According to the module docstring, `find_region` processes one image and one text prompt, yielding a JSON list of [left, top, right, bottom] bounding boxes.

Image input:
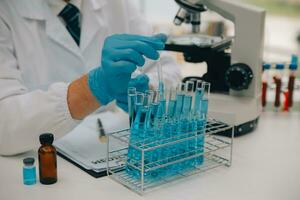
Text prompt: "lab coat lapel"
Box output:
[[45, 14, 83, 59], [80, 0, 108, 52], [14, 0, 83, 60]]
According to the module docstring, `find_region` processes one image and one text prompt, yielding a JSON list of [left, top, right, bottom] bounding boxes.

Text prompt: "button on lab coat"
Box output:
[[0, 0, 181, 155]]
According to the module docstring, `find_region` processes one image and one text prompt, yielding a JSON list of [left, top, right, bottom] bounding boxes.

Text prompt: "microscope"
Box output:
[[165, 0, 265, 136]]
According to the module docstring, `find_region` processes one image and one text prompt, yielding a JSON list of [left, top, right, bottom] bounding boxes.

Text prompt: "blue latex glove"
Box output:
[[88, 33, 166, 105], [116, 74, 150, 112]]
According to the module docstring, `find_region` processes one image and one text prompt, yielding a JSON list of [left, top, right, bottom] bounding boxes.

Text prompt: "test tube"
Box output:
[[262, 64, 271, 110], [143, 91, 154, 130], [182, 81, 194, 116], [274, 64, 284, 111], [195, 81, 210, 166], [167, 88, 177, 118], [174, 82, 186, 118], [201, 82, 210, 118], [182, 81, 195, 168], [128, 87, 137, 127], [157, 88, 166, 119], [132, 92, 144, 130], [288, 56, 298, 108], [127, 92, 144, 178], [157, 59, 164, 99], [194, 80, 204, 116]]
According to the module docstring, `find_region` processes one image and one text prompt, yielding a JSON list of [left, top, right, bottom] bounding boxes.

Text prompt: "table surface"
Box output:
[[1, 112, 300, 200]]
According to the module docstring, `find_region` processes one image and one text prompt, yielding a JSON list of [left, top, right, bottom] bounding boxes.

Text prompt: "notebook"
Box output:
[[54, 109, 129, 178]]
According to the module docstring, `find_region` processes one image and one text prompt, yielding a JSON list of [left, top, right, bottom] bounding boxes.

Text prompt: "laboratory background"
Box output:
[[0, 0, 300, 200]]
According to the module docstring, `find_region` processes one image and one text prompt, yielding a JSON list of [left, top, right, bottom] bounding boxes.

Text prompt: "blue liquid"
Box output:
[[195, 118, 205, 165], [194, 88, 204, 114], [175, 94, 184, 117], [181, 95, 195, 168], [167, 94, 185, 174], [168, 100, 176, 118], [159, 82, 164, 98], [127, 104, 158, 179], [184, 95, 198, 168], [182, 95, 192, 115], [23, 166, 36, 185], [128, 95, 136, 126], [201, 98, 208, 117], [126, 104, 143, 177], [151, 103, 159, 120], [126, 91, 209, 179], [157, 99, 166, 118]]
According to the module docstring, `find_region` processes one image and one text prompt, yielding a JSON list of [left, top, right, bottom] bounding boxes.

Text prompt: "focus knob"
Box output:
[[225, 63, 253, 91]]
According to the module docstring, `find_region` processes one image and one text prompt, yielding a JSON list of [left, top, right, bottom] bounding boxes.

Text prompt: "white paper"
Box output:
[[54, 109, 129, 172]]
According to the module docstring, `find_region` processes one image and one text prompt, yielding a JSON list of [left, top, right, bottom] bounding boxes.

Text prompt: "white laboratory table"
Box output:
[[0, 112, 300, 200]]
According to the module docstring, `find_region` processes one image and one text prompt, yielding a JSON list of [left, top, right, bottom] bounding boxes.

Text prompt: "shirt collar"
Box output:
[[47, 0, 82, 16]]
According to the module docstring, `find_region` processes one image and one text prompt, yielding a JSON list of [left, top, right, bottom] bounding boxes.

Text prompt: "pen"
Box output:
[[97, 118, 107, 143]]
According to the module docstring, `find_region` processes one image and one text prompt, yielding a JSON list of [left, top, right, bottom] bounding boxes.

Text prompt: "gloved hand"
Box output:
[[88, 33, 166, 105], [116, 74, 150, 112]]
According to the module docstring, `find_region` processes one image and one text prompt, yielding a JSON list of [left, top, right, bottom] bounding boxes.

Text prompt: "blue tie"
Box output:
[[59, 3, 81, 46]]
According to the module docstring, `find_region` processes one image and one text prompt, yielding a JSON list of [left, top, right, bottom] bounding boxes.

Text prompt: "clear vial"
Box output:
[[23, 157, 36, 185]]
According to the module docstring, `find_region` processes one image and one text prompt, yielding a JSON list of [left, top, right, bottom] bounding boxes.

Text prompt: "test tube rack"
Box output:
[[106, 118, 234, 195]]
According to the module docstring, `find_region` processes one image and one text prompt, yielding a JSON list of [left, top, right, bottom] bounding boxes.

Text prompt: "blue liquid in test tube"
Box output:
[[170, 84, 186, 173], [168, 100, 176, 118], [127, 93, 144, 178], [195, 81, 210, 166], [181, 81, 195, 169], [128, 87, 136, 127]]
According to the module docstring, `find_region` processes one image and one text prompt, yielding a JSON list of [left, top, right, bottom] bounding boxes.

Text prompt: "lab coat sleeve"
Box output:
[[0, 18, 79, 156], [125, 1, 182, 89]]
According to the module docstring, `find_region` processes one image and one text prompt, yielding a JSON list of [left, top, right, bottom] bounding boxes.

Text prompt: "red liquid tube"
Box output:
[[288, 62, 298, 108], [273, 64, 284, 111], [262, 63, 271, 110]]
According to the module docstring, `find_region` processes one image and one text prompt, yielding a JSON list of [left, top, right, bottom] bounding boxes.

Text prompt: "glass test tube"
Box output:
[[182, 81, 196, 168], [201, 81, 210, 118], [182, 81, 194, 116], [288, 56, 298, 108], [127, 92, 144, 178], [167, 88, 177, 118], [262, 64, 271, 109], [143, 91, 154, 133], [132, 92, 144, 130], [195, 80, 210, 166], [171, 83, 188, 172], [128, 87, 137, 127], [194, 80, 204, 116], [174, 82, 186, 118], [156, 88, 166, 119], [274, 64, 284, 111], [157, 59, 165, 100]]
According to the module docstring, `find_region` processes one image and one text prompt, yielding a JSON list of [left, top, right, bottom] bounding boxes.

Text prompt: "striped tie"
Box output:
[[59, 3, 81, 46]]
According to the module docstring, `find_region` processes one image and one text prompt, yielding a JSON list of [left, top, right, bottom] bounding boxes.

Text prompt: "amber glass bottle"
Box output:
[[38, 133, 57, 185]]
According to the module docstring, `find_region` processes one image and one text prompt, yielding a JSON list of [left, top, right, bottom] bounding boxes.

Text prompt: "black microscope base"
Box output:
[[214, 117, 259, 137]]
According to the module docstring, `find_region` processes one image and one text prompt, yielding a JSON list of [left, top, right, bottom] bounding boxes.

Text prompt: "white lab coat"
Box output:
[[0, 0, 181, 155]]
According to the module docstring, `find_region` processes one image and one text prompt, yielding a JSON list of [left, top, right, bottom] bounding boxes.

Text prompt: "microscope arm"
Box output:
[[189, 0, 265, 98]]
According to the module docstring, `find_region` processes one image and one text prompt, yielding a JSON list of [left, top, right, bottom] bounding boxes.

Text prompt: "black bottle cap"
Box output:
[[39, 133, 54, 145], [23, 157, 35, 166]]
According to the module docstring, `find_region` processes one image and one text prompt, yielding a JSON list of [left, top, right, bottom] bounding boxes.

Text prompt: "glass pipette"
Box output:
[[157, 58, 165, 99]]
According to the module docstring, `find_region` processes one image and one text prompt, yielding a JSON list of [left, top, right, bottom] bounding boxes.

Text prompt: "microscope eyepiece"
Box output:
[[174, 8, 188, 25], [173, 0, 206, 33]]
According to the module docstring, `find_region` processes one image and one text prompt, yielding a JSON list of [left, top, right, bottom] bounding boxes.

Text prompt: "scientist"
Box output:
[[0, 0, 181, 155]]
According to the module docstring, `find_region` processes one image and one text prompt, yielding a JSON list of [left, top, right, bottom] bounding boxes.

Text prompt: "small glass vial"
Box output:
[[38, 133, 57, 185], [23, 157, 36, 185]]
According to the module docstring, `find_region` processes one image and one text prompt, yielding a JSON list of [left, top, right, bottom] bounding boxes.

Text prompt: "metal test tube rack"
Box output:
[[106, 118, 234, 195]]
